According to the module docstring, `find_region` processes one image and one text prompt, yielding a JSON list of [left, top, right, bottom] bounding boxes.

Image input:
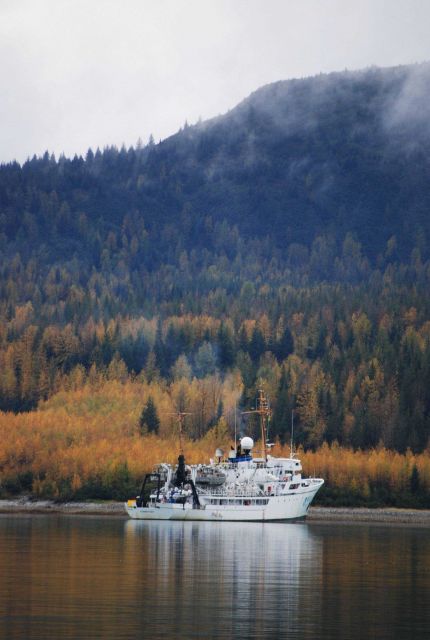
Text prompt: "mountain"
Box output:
[[146, 63, 430, 259], [0, 63, 430, 454], [2, 63, 430, 269]]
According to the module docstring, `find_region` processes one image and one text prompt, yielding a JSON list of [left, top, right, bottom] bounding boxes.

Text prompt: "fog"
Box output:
[[1, 0, 430, 163]]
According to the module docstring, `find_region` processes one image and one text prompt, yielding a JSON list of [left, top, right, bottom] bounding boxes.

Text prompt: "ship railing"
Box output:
[[198, 485, 264, 497], [218, 460, 269, 470]]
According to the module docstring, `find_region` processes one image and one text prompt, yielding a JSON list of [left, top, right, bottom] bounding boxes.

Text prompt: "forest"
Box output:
[[0, 63, 429, 504]]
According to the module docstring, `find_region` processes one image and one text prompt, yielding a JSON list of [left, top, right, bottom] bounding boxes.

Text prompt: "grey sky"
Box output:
[[1, 0, 430, 163]]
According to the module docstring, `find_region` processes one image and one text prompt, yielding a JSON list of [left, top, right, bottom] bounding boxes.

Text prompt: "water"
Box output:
[[0, 515, 429, 639]]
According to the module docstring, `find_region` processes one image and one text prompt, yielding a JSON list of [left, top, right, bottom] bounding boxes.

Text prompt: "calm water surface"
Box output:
[[0, 515, 429, 639]]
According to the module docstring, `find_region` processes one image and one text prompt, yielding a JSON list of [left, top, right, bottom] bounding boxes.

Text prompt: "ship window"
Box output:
[[290, 483, 299, 490]]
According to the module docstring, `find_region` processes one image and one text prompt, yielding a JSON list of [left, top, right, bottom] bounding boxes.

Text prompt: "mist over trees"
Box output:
[[1, 63, 430, 455]]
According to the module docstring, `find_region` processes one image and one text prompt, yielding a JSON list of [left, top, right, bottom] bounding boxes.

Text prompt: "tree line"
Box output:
[[0, 379, 429, 507], [1, 86, 430, 458], [1, 282, 429, 454]]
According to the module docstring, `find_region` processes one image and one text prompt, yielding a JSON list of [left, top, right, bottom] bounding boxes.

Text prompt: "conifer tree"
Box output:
[[139, 396, 160, 434], [217, 322, 235, 369]]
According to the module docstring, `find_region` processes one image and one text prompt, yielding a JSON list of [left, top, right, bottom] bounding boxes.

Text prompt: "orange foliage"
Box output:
[[0, 379, 429, 501]]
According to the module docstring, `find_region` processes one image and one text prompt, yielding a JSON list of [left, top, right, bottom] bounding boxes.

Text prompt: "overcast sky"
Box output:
[[1, 0, 430, 163]]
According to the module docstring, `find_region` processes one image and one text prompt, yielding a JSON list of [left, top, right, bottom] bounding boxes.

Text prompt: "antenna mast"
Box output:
[[242, 389, 272, 461], [290, 409, 295, 458], [169, 411, 191, 455], [234, 401, 237, 451]]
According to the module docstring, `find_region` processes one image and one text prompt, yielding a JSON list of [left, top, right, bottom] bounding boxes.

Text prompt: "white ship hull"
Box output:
[[125, 480, 323, 522]]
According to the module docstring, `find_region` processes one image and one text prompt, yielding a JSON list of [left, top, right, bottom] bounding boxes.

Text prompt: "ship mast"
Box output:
[[169, 411, 191, 455], [242, 389, 272, 461], [290, 409, 295, 458]]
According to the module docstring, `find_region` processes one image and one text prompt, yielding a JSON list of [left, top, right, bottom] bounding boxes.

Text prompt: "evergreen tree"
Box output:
[[410, 464, 420, 495], [272, 365, 293, 441], [217, 322, 235, 369], [238, 325, 249, 352], [139, 396, 160, 434], [249, 327, 266, 363], [276, 326, 294, 361]]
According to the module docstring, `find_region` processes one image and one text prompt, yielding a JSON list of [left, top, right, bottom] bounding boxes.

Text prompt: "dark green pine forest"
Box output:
[[1, 63, 430, 453]]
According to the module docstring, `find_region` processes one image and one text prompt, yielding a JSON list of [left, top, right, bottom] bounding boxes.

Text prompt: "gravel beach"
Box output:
[[1, 498, 430, 525], [307, 506, 430, 526], [0, 498, 125, 516]]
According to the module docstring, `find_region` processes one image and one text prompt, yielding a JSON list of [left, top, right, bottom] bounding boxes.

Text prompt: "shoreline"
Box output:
[[0, 498, 125, 517], [1, 498, 430, 525], [307, 506, 430, 526]]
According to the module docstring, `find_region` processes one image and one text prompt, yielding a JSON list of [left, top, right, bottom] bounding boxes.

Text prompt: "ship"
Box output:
[[125, 390, 324, 521]]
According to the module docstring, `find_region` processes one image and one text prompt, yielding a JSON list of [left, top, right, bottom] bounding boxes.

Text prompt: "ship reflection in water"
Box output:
[[0, 516, 429, 639], [124, 520, 322, 639]]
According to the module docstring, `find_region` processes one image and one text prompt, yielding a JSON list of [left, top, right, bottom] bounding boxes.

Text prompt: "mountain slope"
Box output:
[[144, 63, 430, 258], [1, 63, 430, 268], [1, 65, 430, 454]]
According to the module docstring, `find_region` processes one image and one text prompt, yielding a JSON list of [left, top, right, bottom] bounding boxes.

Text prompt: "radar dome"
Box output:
[[240, 436, 254, 451]]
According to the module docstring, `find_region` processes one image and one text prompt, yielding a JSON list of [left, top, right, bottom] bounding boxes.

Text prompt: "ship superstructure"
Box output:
[[125, 391, 324, 522]]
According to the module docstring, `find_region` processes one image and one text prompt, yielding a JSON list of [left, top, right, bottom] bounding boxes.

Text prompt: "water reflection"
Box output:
[[316, 524, 430, 640], [124, 520, 322, 639], [0, 516, 429, 639]]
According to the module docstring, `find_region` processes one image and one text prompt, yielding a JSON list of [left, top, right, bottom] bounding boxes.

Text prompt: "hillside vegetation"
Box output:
[[0, 379, 429, 507], [0, 64, 430, 502]]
